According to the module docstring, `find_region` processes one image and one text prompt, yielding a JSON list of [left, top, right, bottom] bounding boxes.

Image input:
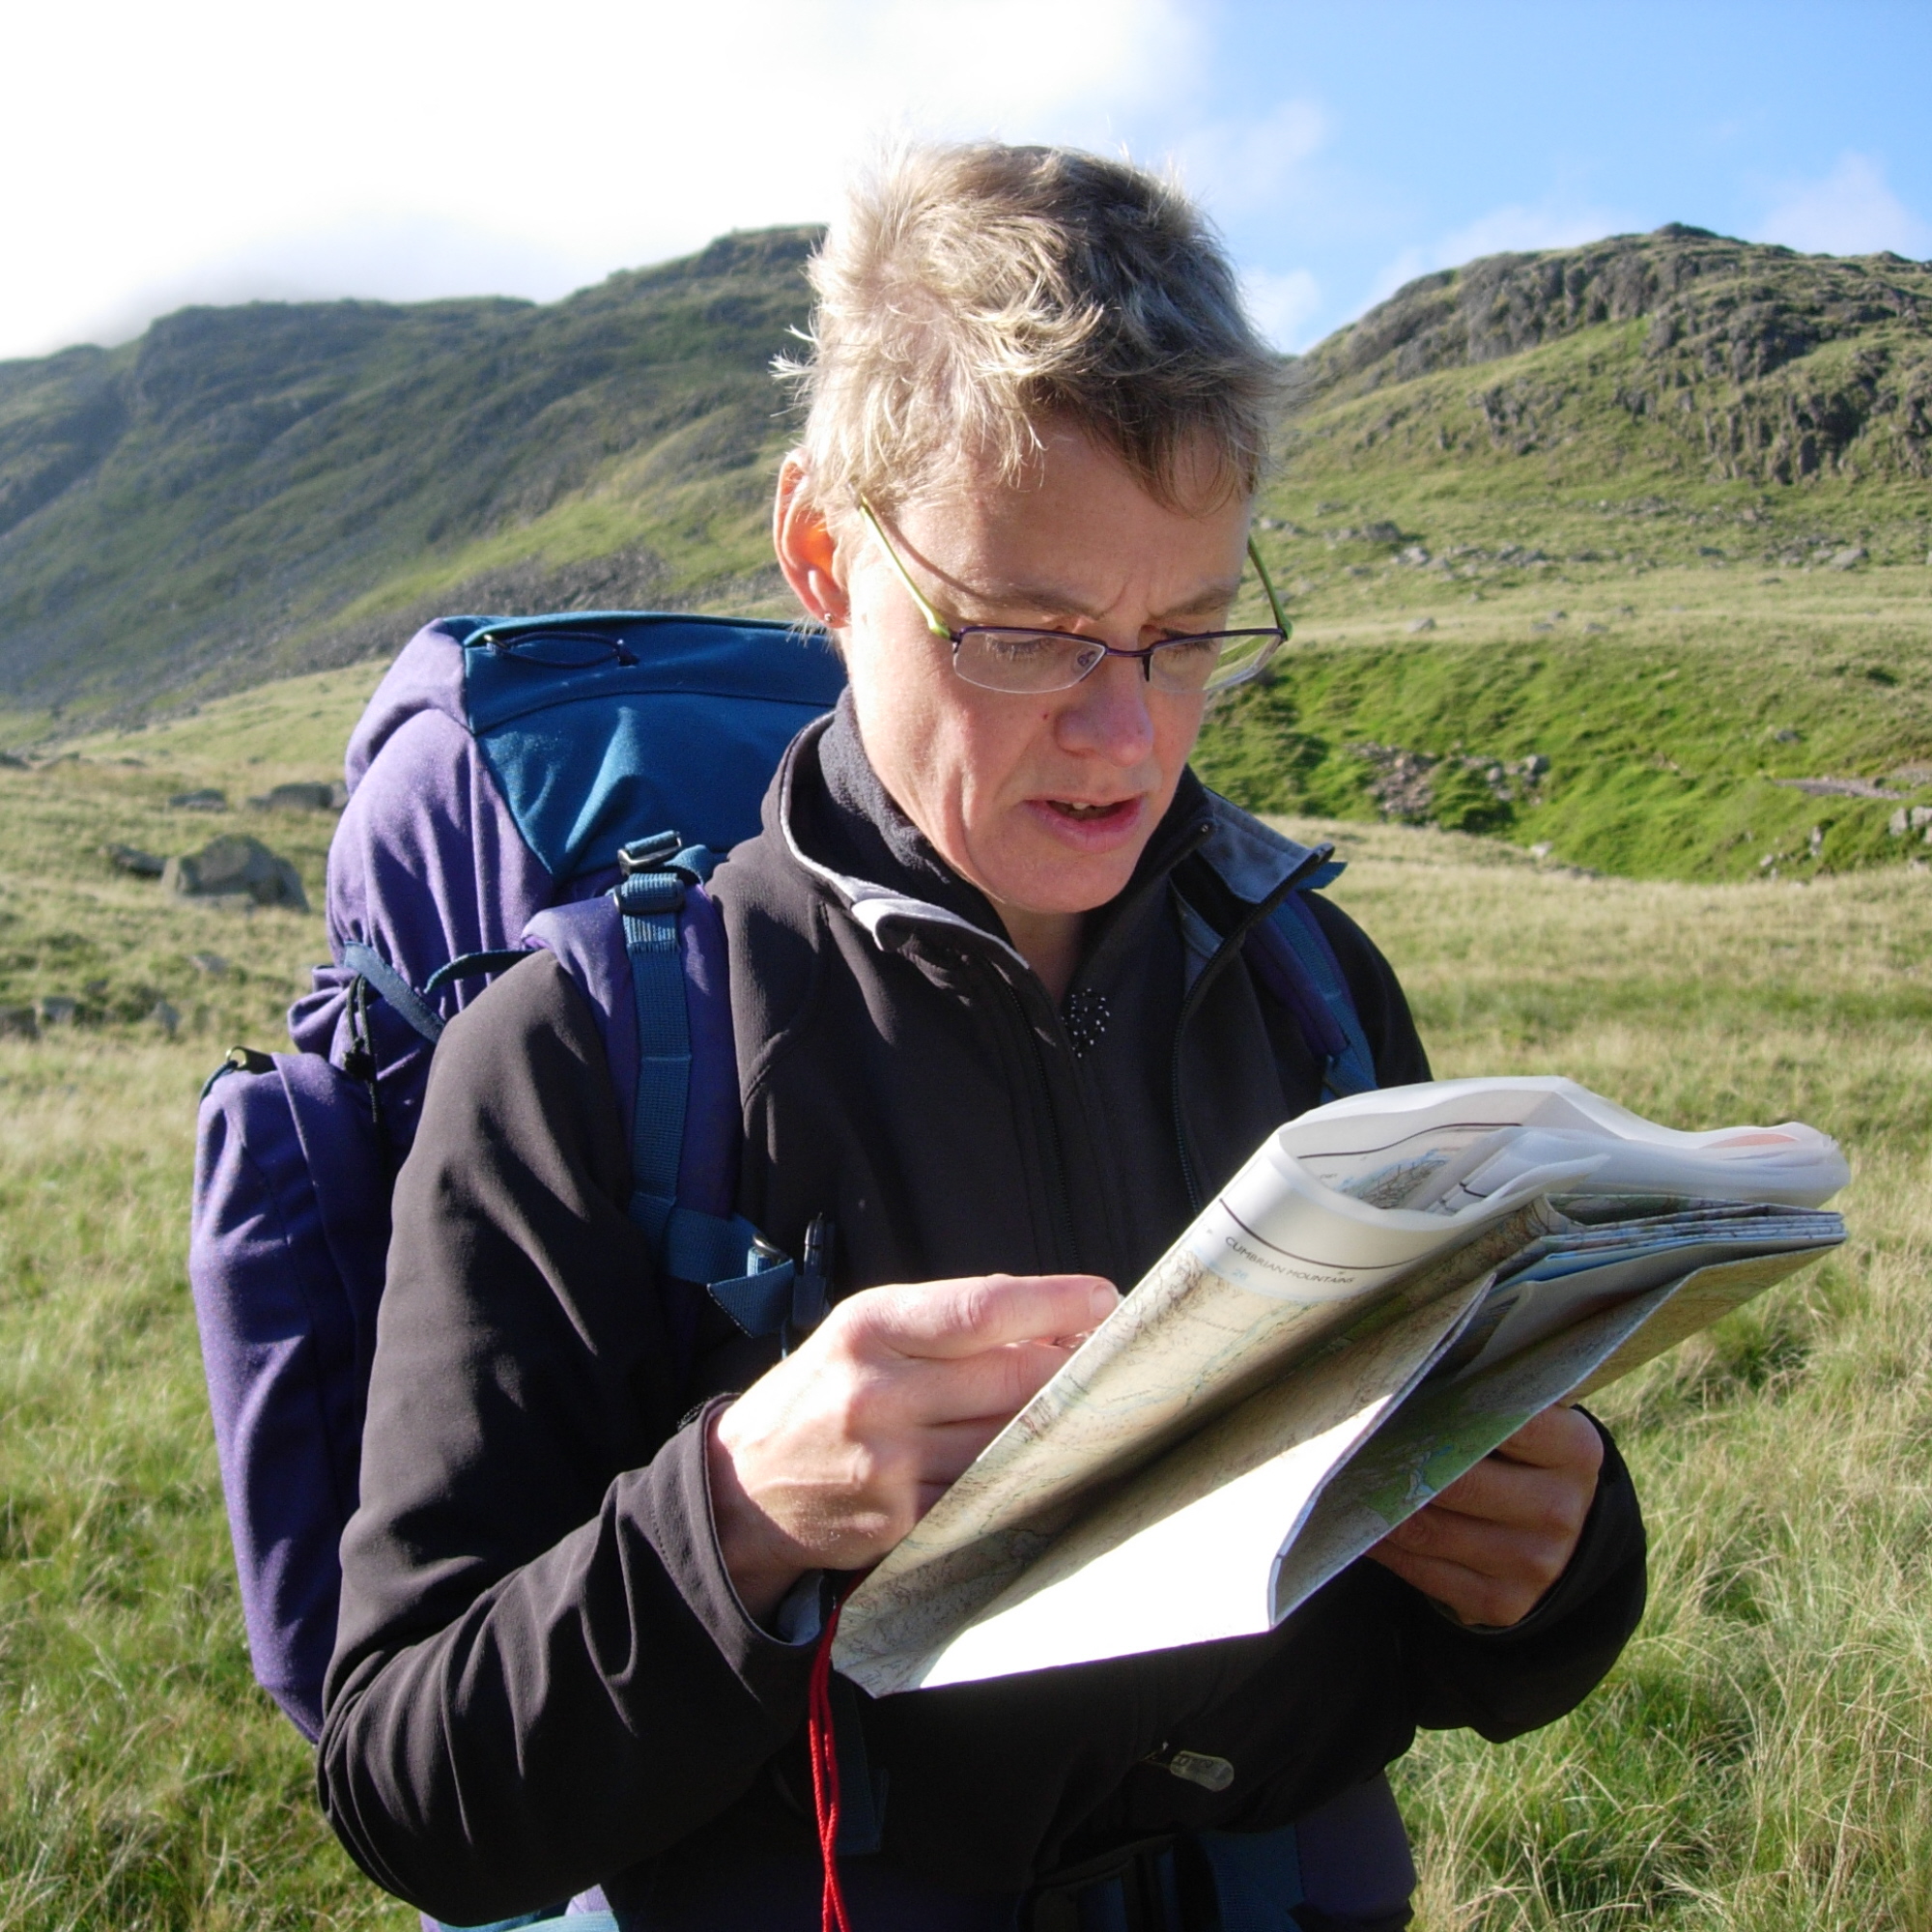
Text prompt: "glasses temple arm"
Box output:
[[1247, 536, 1293, 644], [858, 498, 957, 644]]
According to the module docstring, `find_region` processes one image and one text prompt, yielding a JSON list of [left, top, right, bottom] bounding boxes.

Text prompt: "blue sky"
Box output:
[[1, 0, 1926, 362]]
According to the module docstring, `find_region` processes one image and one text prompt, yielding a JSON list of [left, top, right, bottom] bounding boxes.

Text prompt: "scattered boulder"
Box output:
[[162, 835, 309, 912], [36, 996, 78, 1027], [0, 751, 27, 769], [150, 1000, 182, 1038], [105, 842, 166, 878], [1399, 544, 1432, 566], [1888, 806, 1932, 840], [0, 1006, 38, 1040], [1828, 545, 1868, 571], [169, 787, 229, 811], [247, 780, 348, 813], [1352, 743, 1550, 826], [188, 952, 230, 977], [1406, 616, 1436, 634], [1776, 776, 1903, 800]]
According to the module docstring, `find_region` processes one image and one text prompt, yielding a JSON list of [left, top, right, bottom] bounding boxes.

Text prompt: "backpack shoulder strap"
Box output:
[[1176, 880, 1378, 1105], [1260, 894, 1378, 1101], [608, 834, 797, 1341], [346, 836, 801, 1362]]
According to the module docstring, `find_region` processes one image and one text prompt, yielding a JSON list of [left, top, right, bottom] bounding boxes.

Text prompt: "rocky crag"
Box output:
[[1279, 224, 1932, 490]]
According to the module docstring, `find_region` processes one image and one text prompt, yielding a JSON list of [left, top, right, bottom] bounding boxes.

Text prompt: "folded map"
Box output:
[[833, 1076, 1847, 1696]]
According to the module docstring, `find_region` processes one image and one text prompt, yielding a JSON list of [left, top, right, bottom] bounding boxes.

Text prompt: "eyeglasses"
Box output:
[[856, 498, 1292, 696]]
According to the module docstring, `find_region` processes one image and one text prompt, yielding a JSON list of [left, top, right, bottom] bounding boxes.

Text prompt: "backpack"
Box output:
[[186, 610, 1378, 1745]]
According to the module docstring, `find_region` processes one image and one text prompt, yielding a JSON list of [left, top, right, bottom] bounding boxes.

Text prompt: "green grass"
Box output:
[[5, 691, 1932, 1925], [1200, 546, 1932, 882], [1295, 818, 1932, 1926]]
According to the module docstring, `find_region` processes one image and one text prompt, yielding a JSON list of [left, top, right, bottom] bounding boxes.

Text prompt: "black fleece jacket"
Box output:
[[319, 707, 1646, 1923]]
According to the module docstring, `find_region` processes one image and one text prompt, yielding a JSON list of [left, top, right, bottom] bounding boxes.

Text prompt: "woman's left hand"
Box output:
[[1366, 1404, 1603, 1628]]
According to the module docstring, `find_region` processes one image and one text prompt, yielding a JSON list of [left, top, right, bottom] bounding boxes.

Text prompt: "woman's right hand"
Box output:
[[706, 1272, 1118, 1621]]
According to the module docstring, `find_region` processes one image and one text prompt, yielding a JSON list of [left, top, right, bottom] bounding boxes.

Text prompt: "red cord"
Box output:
[[808, 1587, 854, 1932]]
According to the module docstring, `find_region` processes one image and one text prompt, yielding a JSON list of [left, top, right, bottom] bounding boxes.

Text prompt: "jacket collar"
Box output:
[[771, 697, 1342, 970]]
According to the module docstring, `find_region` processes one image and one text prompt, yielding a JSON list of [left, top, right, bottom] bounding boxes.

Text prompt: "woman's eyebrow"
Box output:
[[956, 573, 1246, 624]]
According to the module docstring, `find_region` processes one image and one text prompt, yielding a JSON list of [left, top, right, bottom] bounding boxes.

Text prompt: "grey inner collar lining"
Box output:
[[777, 724, 1033, 972]]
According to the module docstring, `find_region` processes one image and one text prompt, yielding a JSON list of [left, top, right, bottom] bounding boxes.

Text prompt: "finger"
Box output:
[[841, 1274, 1119, 1362], [1488, 1405, 1605, 1474], [1376, 1499, 1571, 1588], [884, 1335, 1087, 1430], [1423, 1456, 1594, 1539], [1365, 1542, 1545, 1629]]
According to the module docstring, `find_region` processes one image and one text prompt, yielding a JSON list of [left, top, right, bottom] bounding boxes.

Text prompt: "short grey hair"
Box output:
[[779, 141, 1279, 518]]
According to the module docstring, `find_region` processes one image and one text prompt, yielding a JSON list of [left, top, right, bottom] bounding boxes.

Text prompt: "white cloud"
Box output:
[[71, 217, 601, 348], [1756, 153, 1932, 258], [1240, 267, 1322, 352], [1365, 199, 1636, 308], [0, 0, 1203, 361], [1169, 98, 1330, 219]]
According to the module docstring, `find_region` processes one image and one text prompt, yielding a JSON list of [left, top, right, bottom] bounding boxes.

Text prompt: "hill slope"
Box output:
[[0, 228, 819, 727], [2, 220, 1929, 880], [1198, 225, 1932, 881]]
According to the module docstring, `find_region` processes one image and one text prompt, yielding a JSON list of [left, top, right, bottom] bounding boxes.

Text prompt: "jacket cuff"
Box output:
[[624, 1397, 822, 1701]]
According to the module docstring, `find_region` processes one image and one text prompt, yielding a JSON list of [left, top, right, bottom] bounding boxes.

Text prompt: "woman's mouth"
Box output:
[[1025, 794, 1148, 852], [1046, 799, 1136, 824]]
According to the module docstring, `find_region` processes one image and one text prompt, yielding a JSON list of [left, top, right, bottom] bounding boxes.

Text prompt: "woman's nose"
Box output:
[[1053, 652, 1157, 767]]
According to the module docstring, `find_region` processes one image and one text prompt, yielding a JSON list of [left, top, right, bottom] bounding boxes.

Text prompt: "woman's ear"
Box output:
[[773, 455, 848, 631]]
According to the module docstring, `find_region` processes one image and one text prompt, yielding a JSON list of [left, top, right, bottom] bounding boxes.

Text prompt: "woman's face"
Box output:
[[777, 429, 1251, 931]]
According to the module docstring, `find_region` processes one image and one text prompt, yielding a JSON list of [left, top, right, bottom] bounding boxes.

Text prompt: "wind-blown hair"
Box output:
[[779, 142, 1279, 518]]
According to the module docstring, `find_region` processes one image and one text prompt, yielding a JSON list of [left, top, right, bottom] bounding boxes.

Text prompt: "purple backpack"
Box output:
[[188, 611, 846, 1740]]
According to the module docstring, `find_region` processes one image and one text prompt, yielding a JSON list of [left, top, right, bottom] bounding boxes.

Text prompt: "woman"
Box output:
[[321, 142, 1643, 1932]]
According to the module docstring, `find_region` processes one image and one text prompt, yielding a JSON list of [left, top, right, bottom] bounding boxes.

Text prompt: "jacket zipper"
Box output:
[[999, 969, 1081, 1272]]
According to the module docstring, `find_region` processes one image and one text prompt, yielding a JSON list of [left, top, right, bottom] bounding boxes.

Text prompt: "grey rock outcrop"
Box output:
[[247, 780, 348, 812], [168, 787, 229, 811], [105, 842, 166, 877], [162, 835, 309, 912]]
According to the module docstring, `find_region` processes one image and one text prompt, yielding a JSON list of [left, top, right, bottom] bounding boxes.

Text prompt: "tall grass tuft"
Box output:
[[1301, 818, 1932, 1927]]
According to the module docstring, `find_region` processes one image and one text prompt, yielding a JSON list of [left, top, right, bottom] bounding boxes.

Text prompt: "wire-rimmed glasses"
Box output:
[[856, 498, 1292, 697]]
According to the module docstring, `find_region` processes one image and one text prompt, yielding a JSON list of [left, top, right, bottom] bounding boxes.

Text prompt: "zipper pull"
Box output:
[[1143, 1744, 1236, 1792]]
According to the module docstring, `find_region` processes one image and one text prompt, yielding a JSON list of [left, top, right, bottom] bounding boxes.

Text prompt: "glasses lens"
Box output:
[[1149, 631, 1282, 695], [953, 629, 1105, 693]]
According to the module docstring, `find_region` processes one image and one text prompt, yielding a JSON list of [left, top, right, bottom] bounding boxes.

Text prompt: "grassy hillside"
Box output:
[[3, 697, 1930, 1926], [1196, 226, 1932, 881], [0, 230, 818, 733], [2, 222, 1929, 884]]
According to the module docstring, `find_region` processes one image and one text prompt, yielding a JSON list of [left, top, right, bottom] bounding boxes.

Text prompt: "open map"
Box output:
[[834, 1076, 1848, 1697]]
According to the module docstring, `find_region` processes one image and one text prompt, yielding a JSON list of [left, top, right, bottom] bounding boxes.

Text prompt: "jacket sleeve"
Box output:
[[317, 952, 817, 1924]]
